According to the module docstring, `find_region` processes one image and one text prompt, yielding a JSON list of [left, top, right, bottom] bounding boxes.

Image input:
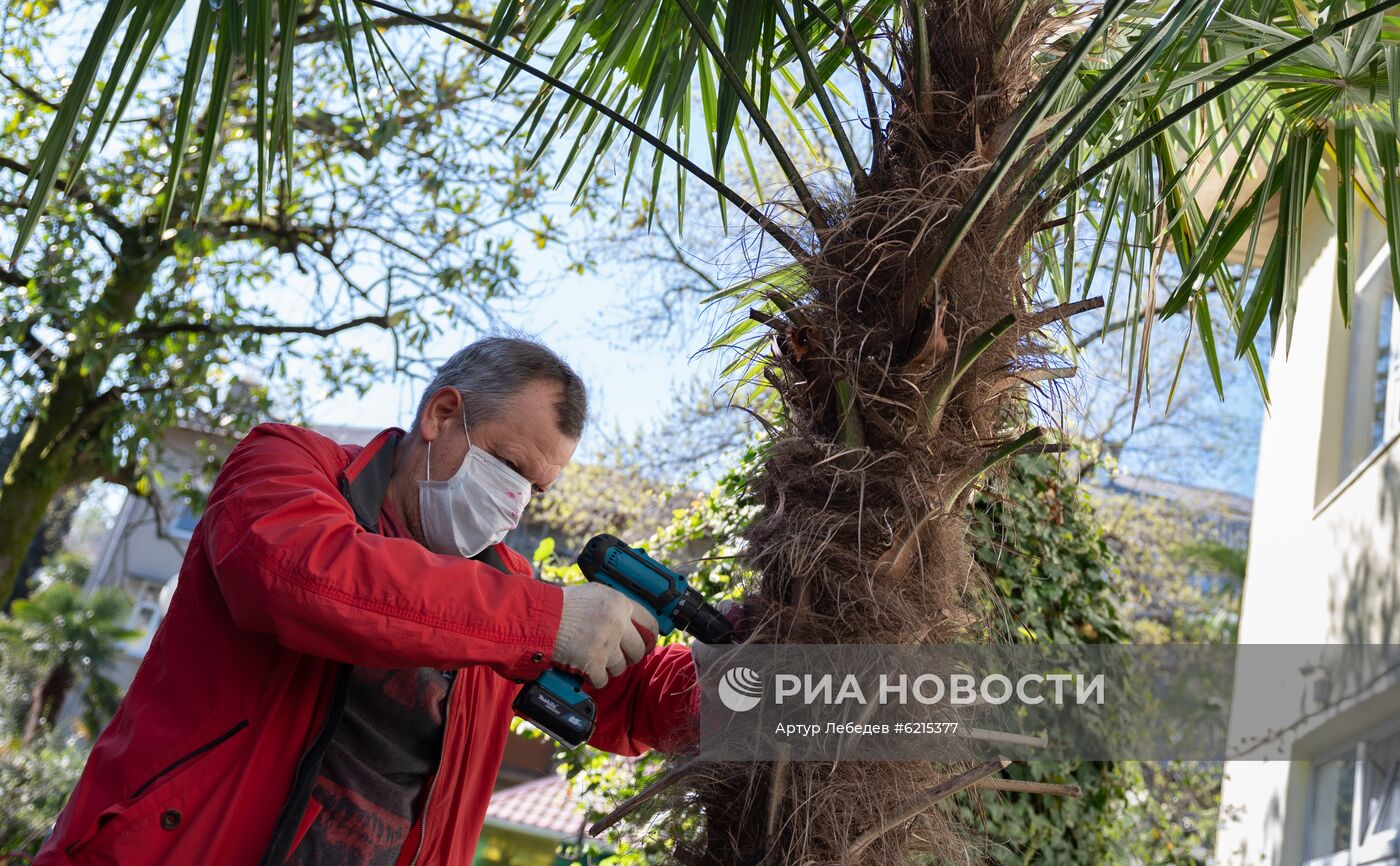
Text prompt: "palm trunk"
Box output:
[[679, 2, 1063, 863], [22, 658, 75, 745], [0, 243, 163, 603]]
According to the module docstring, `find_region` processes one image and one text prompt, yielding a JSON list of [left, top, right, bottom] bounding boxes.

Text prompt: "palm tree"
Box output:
[[13, 0, 1400, 862], [2, 582, 138, 746]]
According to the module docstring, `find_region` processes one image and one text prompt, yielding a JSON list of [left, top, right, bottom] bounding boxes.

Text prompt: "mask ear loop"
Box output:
[[426, 402, 472, 484]]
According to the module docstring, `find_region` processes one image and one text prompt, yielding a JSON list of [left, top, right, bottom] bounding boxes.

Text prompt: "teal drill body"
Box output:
[[512, 534, 734, 747]]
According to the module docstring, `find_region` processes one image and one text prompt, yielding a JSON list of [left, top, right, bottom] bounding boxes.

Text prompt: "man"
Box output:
[[36, 337, 699, 865]]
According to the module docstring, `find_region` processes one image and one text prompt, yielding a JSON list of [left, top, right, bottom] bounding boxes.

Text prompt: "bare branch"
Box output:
[[587, 757, 703, 836], [203, 216, 338, 255], [0, 69, 59, 110], [129, 314, 391, 341]]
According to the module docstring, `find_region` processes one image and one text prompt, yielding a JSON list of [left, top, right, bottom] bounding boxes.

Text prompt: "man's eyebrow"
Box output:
[[499, 447, 547, 489]]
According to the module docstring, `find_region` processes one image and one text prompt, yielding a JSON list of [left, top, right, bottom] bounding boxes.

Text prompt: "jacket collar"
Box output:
[[339, 428, 404, 533]]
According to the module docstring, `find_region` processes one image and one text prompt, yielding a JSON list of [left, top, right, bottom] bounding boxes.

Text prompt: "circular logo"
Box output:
[[718, 666, 765, 712]]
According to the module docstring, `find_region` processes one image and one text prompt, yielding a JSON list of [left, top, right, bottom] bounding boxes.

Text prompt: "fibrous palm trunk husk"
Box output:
[[673, 1, 1071, 863]]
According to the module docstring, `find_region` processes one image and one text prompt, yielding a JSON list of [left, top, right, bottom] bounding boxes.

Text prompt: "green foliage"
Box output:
[[971, 454, 1127, 646], [1095, 484, 1247, 645], [29, 0, 1400, 403], [1, 581, 138, 736], [0, 734, 89, 856], [526, 464, 696, 555], [39, 552, 91, 591], [0, 601, 97, 858], [961, 453, 1134, 866], [0, 0, 606, 600]]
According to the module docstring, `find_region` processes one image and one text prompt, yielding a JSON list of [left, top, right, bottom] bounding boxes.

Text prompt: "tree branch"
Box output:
[[205, 216, 333, 253], [0, 156, 129, 235], [0, 265, 31, 287], [129, 314, 391, 341], [0, 69, 60, 110]]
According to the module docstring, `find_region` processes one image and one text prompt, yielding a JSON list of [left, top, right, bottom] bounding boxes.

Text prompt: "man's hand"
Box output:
[[553, 583, 659, 688]]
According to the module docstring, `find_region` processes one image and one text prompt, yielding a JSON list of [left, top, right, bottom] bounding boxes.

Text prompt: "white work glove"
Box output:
[[552, 583, 660, 689]]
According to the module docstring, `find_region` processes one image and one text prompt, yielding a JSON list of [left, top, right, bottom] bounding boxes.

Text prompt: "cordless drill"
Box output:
[[513, 533, 735, 748]]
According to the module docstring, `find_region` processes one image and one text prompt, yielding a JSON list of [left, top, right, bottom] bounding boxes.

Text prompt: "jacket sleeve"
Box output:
[[201, 424, 561, 681], [583, 642, 699, 756]]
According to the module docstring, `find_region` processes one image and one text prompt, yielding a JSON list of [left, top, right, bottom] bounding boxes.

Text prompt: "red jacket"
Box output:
[[36, 424, 698, 866]]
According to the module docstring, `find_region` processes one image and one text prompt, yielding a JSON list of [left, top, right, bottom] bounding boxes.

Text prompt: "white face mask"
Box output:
[[418, 424, 532, 558]]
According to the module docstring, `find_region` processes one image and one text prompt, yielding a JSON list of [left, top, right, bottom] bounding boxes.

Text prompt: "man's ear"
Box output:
[[418, 386, 464, 442]]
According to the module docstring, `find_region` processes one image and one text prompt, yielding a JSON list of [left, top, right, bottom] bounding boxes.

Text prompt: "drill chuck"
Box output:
[[672, 587, 735, 645]]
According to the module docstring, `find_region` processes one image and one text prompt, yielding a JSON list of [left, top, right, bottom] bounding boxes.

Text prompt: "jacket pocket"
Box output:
[[65, 719, 249, 858]]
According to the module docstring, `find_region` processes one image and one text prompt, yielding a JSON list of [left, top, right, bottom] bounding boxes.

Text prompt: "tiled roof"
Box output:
[[485, 774, 590, 839]]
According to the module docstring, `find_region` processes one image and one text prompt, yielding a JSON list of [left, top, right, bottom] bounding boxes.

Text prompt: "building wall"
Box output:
[[1214, 205, 1400, 864], [83, 426, 219, 690]]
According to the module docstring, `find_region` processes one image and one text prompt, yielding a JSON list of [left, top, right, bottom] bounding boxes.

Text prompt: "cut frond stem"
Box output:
[[947, 427, 1048, 508], [994, 0, 1033, 62], [765, 745, 791, 842], [923, 313, 1018, 431], [835, 378, 867, 448], [1017, 365, 1078, 383], [848, 759, 1012, 858], [587, 756, 703, 836], [1023, 296, 1105, 331], [749, 307, 782, 328], [977, 778, 1082, 798], [908, 0, 934, 115]]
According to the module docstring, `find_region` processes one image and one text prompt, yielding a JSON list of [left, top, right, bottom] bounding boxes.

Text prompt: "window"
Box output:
[[168, 503, 202, 540], [1304, 724, 1400, 866], [1307, 757, 1356, 861], [1339, 216, 1400, 481], [124, 579, 166, 657]]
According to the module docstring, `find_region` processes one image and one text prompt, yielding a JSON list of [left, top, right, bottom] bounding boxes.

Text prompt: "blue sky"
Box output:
[[299, 228, 728, 461]]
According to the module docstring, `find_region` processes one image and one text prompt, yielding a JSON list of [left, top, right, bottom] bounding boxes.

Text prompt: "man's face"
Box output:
[[422, 379, 577, 498]]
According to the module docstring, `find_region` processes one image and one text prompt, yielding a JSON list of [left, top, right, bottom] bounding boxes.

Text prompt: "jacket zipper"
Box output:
[[259, 665, 352, 866], [407, 673, 457, 866]]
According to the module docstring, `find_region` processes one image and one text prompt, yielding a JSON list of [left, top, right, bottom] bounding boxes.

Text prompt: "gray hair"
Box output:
[[414, 336, 588, 438]]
